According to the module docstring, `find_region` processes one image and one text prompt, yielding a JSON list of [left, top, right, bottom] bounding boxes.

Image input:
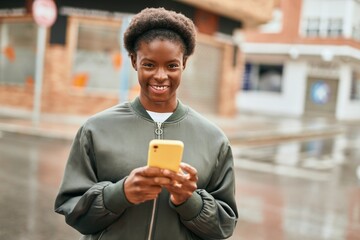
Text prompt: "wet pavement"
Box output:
[[0, 115, 359, 240], [230, 124, 360, 240], [0, 133, 80, 240]]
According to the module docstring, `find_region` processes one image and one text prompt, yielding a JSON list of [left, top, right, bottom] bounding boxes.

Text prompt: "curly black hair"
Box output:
[[123, 7, 196, 57]]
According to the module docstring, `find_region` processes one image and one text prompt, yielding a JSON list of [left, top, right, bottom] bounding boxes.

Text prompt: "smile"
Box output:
[[151, 85, 169, 91]]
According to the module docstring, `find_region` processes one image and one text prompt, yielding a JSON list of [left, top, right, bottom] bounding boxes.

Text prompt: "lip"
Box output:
[[149, 84, 170, 94]]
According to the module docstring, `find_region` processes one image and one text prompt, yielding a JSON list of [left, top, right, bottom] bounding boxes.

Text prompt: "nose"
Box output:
[[154, 67, 168, 81]]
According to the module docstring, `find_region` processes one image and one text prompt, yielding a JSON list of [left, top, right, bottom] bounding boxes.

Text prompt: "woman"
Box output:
[[55, 7, 238, 240]]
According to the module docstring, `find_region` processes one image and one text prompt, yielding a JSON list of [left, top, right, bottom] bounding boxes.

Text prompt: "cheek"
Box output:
[[171, 73, 182, 87], [137, 70, 150, 84]]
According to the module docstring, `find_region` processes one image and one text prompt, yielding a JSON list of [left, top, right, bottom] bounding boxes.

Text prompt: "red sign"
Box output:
[[32, 0, 57, 27]]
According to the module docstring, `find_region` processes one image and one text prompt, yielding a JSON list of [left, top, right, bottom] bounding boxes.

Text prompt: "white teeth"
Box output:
[[153, 85, 168, 90]]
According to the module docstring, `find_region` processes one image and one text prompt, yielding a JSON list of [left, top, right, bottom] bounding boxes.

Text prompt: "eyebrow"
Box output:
[[140, 58, 181, 63]]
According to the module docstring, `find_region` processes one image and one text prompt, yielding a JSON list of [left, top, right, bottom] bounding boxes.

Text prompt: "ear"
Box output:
[[182, 57, 188, 70], [130, 53, 137, 70]]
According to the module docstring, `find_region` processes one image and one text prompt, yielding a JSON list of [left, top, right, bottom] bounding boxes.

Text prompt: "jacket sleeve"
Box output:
[[170, 142, 238, 239], [54, 125, 134, 235]]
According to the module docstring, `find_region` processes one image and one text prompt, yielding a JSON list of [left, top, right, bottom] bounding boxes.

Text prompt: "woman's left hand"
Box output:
[[161, 162, 198, 206]]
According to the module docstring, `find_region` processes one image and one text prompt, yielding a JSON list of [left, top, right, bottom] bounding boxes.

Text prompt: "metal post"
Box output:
[[119, 16, 131, 103], [32, 26, 46, 127], [0, 24, 8, 84]]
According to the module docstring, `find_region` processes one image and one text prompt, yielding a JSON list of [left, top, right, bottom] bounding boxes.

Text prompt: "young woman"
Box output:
[[55, 7, 238, 240]]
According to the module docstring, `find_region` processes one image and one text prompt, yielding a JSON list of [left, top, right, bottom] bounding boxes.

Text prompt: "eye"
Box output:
[[142, 62, 154, 68], [168, 63, 180, 69]]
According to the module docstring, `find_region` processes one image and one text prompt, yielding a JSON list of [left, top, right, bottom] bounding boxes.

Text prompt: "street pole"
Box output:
[[31, 0, 57, 127], [32, 26, 46, 127], [119, 16, 131, 103]]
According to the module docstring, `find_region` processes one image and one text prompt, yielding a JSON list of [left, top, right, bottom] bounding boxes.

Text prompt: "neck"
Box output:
[[139, 97, 177, 113]]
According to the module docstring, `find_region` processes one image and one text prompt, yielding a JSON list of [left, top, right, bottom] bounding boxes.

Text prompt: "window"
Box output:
[[303, 17, 344, 38], [242, 63, 283, 93], [350, 70, 360, 101], [0, 20, 37, 85], [305, 18, 321, 37], [70, 18, 137, 92], [353, 24, 360, 41], [179, 41, 222, 113], [327, 18, 343, 37]]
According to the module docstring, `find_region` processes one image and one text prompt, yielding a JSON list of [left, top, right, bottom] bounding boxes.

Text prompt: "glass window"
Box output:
[[327, 18, 343, 37], [0, 21, 37, 86], [350, 70, 360, 101], [179, 42, 222, 113], [242, 63, 283, 93], [305, 18, 321, 37], [71, 19, 137, 92], [353, 24, 360, 41]]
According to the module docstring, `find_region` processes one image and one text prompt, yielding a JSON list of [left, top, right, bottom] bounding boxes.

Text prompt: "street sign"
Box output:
[[32, 0, 57, 28]]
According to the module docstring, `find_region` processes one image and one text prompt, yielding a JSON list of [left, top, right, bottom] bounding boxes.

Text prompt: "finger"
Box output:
[[153, 177, 171, 185], [140, 166, 164, 177], [163, 177, 197, 193], [180, 163, 198, 181], [163, 184, 183, 194], [162, 169, 187, 183], [180, 163, 197, 175]]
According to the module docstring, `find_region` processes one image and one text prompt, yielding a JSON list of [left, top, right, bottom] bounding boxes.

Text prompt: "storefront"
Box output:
[[237, 44, 360, 120], [0, 0, 248, 122], [236, 0, 360, 121]]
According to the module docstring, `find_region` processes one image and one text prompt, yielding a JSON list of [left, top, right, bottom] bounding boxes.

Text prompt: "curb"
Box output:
[[0, 123, 347, 145], [0, 123, 77, 141], [228, 126, 346, 146]]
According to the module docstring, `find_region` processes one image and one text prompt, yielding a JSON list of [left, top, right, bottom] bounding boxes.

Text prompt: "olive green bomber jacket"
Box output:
[[54, 97, 238, 240]]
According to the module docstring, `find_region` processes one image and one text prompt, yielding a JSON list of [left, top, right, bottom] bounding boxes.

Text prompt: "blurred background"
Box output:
[[0, 0, 359, 239]]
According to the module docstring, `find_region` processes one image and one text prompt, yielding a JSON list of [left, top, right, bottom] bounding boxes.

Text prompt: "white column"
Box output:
[[343, 0, 354, 38], [336, 64, 351, 119]]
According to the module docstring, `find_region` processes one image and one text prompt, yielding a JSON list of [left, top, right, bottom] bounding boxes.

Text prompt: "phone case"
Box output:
[[147, 139, 184, 172]]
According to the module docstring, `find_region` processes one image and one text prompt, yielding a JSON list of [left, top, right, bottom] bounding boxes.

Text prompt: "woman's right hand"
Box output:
[[124, 166, 171, 204]]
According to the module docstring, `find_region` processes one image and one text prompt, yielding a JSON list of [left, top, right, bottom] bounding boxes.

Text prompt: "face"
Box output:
[[131, 39, 187, 112]]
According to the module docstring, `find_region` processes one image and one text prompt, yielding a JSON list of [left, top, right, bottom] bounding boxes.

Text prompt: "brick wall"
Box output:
[[243, 0, 360, 49], [218, 44, 240, 116], [0, 44, 118, 118], [194, 9, 219, 35], [243, 0, 302, 43], [1, 42, 239, 118], [0, 84, 34, 110], [42, 45, 118, 116]]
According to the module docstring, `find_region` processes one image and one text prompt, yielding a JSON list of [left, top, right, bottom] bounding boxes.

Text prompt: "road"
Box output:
[[230, 124, 360, 240], [0, 126, 359, 240], [0, 132, 80, 240]]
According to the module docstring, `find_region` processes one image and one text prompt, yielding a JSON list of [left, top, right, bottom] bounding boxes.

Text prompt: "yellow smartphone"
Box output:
[[147, 139, 184, 172]]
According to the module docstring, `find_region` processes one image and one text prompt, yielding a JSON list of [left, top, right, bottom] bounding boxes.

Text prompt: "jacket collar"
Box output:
[[130, 97, 188, 122]]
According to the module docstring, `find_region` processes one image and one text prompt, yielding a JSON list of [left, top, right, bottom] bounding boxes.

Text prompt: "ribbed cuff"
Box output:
[[169, 191, 203, 221], [103, 178, 134, 214]]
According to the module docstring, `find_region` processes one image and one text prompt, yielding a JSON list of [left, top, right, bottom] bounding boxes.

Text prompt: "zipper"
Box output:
[[147, 121, 163, 240], [155, 122, 163, 138]]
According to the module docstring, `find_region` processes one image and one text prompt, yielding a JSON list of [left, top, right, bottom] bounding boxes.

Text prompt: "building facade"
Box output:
[[0, 0, 276, 123], [238, 0, 360, 120]]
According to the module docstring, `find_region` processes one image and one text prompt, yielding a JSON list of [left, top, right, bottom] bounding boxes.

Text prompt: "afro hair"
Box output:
[[123, 7, 196, 57]]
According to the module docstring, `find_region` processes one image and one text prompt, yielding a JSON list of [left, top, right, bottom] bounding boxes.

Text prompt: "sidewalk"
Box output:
[[0, 113, 350, 145], [0, 116, 80, 140], [208, 112, 348, 146]]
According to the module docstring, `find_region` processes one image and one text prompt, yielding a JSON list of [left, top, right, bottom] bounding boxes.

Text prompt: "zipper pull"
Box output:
[[155, 122, 163, 138]]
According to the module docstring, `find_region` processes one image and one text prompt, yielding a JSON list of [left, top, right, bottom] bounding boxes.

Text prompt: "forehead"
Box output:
[[136, 39, 184, 60], [133, 28, 186, 54]]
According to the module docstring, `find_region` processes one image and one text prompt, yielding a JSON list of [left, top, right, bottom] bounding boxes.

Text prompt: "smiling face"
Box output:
[[131, 39, 187, 112]]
